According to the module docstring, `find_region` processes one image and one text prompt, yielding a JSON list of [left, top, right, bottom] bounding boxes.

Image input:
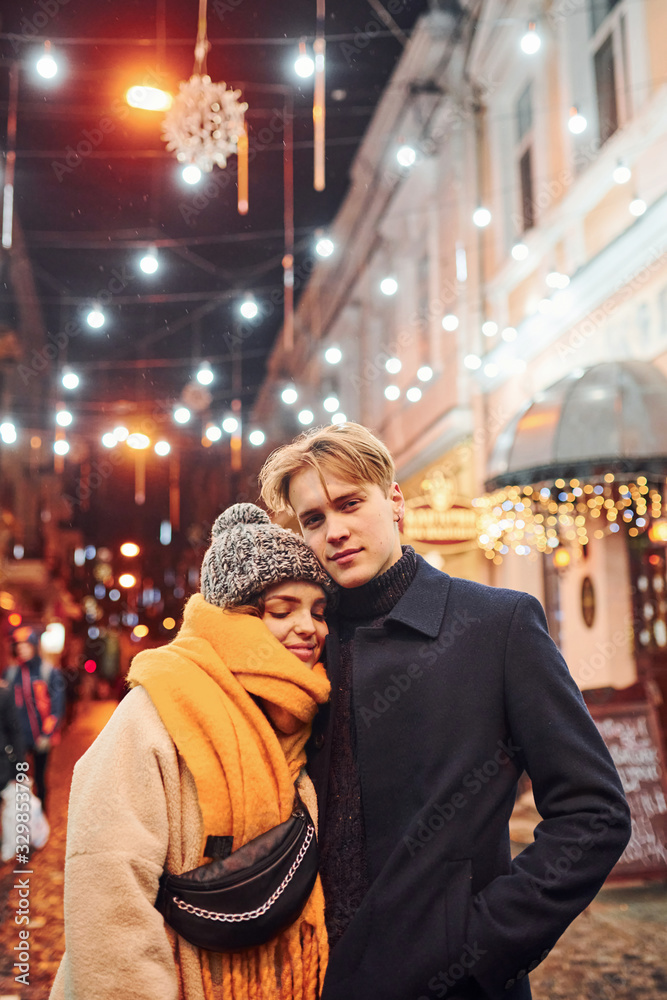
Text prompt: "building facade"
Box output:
[[253, 0, 667, 718]]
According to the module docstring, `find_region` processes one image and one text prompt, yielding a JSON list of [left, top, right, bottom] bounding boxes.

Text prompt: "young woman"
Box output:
[[50, 504, 335, 1000]]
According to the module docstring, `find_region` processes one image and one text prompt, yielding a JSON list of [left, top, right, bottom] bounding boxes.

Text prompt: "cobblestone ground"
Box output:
[[0, 700, 665, 1000]]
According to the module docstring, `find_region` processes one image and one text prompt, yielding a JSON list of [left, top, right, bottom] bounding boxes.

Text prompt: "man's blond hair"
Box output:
[[259, 422, 396, 514]]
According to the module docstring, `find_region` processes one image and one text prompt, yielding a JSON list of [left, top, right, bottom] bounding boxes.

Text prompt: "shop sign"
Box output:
[[402, 471, 478, 551]]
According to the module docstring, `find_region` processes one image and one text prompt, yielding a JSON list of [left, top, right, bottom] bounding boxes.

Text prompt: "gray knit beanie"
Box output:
[[201, 503, 336, 608]]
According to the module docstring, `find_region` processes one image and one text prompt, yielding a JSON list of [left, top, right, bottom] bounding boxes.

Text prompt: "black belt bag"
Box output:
[[155, 794, 318, 952]]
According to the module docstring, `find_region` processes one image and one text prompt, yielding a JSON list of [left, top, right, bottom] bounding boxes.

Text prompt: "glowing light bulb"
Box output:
[[568, 108, 587, 134], [473, 207, 491, 228], [182, 164, 202, 185], [520, 23, 541, 55], [396, 145, 416, 167]]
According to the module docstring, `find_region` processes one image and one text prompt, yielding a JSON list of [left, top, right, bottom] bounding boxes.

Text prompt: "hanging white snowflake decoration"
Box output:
[[161, 74, 248, 173]]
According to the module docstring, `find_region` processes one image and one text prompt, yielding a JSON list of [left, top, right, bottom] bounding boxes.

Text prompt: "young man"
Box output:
[[259, 422, 631, 1000]]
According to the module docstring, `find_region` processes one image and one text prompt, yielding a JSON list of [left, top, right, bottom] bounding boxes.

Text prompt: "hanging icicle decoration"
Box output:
[[237, 123, 249, 214], [313, 0, 326, 191], [161, 0, 248, 180]]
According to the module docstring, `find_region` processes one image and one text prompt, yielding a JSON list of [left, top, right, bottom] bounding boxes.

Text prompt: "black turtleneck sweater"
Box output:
[[320, 546, 418, 948]]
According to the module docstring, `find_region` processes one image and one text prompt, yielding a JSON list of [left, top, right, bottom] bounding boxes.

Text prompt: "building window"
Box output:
[[516, 83, 534, 233], [594, 33, 618, 144], [417, 254, 429, 324], [589, 0, 630, 144], [519, 149, 534, 231], [590, 0, 621, 36]]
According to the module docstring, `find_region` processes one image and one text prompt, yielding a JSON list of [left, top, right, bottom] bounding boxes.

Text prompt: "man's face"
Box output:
[[289, 467, 404, 588]]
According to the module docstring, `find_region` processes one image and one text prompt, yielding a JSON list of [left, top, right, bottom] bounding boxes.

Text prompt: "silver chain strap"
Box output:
[[172, 823, 315, 923]]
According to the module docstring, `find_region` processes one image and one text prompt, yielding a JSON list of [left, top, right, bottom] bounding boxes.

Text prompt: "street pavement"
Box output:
[[0, 699, 665, 999]]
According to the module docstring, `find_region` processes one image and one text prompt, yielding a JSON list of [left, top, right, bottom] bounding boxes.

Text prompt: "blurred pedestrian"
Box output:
[[0, 677, 24, 793], [51, 504, 335, 1000], [7, 626, 65, 813]]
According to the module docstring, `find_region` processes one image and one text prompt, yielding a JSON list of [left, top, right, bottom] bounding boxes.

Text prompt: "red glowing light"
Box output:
[[84, 660, 97, 673], [8, 613, 22, 627]]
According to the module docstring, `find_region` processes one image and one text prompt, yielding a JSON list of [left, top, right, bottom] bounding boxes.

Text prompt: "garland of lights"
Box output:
[[473, 475, 665, 565]]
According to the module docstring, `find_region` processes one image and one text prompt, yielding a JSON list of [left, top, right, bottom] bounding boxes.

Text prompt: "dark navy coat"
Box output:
[[309, 556, 631, 1000]]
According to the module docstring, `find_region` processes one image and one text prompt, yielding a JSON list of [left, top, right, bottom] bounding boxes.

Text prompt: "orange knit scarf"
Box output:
[[127, 594, 331, 1000]]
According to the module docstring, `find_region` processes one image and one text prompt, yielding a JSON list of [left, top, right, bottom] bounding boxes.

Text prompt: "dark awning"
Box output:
[[485, 361, 667, 490]]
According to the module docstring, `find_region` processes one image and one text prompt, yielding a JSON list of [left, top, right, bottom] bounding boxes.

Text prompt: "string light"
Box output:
[[173, 407, 191, 424], [417, 366, 433, 382], [155, 440, 171, 456], [55, 410, 73, 427], [442, 314, 459, 331], [474, 477, 664, 563], [323, 395, 339, 412], [385, 358, 402, 374], [380, 277, 398, 296], [294, 39, 315, 78], [520, 22, 541, 55], [568, 107, 587, 134], [315, 235, 335, 257], [298, 409, 314, 425], [35, 41, 59, 80], [196, 362, 214, 385], [249, 429, 266, 446], [473, 207, 491, 227], [613, 161, 631, 184], [86, 306, 105, 329], [239, 296, 259, 319], [629, 197, 647, 217], [182, 164, 202, 184], [482, 321, 498, 337], [511, 242, 529, 261], [139, 250, 159, 274], [464, 354, 482, 370], [324, 347, 342, 364], [222, 416, 239, 433], [62, 369, 79, 390], [0, 421, 17, 444], [281, 386, 298, 404], [396, 145, 416, 167], [126, 86, 173, 111], [384, 386, 400, 400]]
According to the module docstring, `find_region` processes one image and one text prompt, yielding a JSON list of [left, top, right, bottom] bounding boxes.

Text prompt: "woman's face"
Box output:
[[261, 580, 328, 668]]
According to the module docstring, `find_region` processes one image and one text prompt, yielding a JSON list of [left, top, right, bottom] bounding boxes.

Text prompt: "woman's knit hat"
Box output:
[[201, 503, 335, 609]]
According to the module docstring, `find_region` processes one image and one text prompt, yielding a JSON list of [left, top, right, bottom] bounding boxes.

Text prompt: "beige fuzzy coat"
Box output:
[[49, 686, 319, 1000]]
